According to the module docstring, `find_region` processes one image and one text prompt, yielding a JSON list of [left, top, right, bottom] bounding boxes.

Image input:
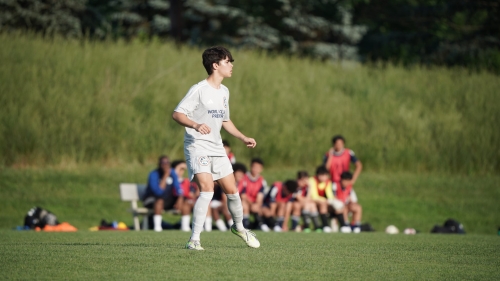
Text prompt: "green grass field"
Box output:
[[1, 230, 499, 280]]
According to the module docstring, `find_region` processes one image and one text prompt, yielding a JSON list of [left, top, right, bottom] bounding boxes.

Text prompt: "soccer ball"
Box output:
[[403, 228, 417, 235], [385, 225, 399, 234]]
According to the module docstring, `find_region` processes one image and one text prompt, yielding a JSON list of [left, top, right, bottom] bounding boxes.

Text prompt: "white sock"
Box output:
[[153, 215, 162, 231], [204, 216, 213, 232], [226, 193, 244, 231], [215, 219, 228, 231], [181, 215, 191, 231], [227, 219, 234, 227], [190, 192, 213, 241]]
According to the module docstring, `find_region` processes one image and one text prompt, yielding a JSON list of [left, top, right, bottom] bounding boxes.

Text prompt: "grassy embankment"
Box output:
[[1, 34, 499, 173]]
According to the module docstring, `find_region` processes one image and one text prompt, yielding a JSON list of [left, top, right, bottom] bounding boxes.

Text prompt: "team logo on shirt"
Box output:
[[223, 96, 228, 108], [198, 156, 210, 166]]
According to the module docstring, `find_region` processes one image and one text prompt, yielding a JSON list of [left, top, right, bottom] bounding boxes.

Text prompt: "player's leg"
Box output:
[[348, 202, 362, 233], [221, 193, 233, 226], [250, 193, 264, 229], [217, 173, 260, 248], [187, 173, 215, 246], [180, 197, 194, 232], [292, 201, 304, 232], [260, 204, 272, 232], [317, 200, 332, 233], [240, 194, 251, 228], [153, 198, 164, 232], [274, 202, 285, 232], [308, 201, 321, 232], [205, 206, 213, 232], [288, 202, 300, 232]]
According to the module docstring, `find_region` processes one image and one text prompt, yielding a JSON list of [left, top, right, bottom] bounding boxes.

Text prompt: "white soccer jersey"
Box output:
[[174, 80, 230, 157]]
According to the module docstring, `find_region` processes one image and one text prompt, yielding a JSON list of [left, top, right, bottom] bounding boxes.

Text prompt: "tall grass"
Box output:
[[1, 34, 499, 173]]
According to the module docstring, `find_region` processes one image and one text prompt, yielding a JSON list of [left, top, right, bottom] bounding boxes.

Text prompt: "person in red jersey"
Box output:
[[172, 160, 199, 232], [223, 140, 236, 164], [238, 158, 268, 230], [261, 180, 299, 232], [324, 135, 363, 188], [332, 171, 363, 233]]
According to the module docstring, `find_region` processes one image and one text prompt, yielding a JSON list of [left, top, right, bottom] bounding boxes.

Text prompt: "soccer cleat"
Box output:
[[231, 224, 260, 248], [323, 226, 332, 233], [273, 225, 283, 232], [353, 227, 361, 234], [315, 228, 323, 233], [260, 224, 271, 232], [303, 228, 312, 233], [185, 240, 204, 250]]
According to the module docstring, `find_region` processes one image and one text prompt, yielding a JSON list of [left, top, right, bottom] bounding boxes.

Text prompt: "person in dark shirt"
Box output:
[[143, 155, 182, 232]]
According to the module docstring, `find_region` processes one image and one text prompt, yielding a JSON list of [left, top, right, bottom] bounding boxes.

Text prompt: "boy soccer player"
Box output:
[[325, 135, 362, 187], [308, 166, 334, 233], [333, 171, 363, 233], [172, 46, 260, 250]]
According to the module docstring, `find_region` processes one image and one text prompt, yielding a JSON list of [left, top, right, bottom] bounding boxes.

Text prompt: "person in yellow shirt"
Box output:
[[308, 166, 333, 233]]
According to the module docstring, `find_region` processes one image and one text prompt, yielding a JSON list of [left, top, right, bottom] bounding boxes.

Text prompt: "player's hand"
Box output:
[[343, 180, 354, 187], [193, 123, 211, 134], [242, 137, 257, 148]]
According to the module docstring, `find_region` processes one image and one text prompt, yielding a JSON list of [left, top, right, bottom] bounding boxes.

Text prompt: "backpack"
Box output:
[[24, 207, 58, 229], [431, 218, 465, 234]]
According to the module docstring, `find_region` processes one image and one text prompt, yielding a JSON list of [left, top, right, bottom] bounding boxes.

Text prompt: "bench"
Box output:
[[119, 183, 151, 231], [119, 183, 181, 231]]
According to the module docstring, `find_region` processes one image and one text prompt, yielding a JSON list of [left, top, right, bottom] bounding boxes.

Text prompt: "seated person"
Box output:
[[232, 162, 247, 186], [262, 180, 299, 232], [293, 171, 321, 232], [143, 155, 182, 232], [171, 160, 199, 232], [331, 171, 363, 233], [238, 158, 268, 230], [223, 140, 236, 164], [308, 166, 334, 233]]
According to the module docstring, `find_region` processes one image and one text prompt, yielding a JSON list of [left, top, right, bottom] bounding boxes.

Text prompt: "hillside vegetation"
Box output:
[[1, 34, 499, 173]]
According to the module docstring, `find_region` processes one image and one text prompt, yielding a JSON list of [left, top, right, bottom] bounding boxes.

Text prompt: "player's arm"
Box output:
[[172, 112, 211, 134], [222, 120, 256, 148], [352, 160, 363, 184], [325, 148, 334, 170]]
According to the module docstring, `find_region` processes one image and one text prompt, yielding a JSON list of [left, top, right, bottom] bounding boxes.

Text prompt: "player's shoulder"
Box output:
[[187, 80, 209, 93], [347, 148, 355, 156], [220, 84, 229, 94]]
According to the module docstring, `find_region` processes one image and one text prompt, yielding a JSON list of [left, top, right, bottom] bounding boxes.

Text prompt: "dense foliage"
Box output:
[[1, 0, 498, 71]]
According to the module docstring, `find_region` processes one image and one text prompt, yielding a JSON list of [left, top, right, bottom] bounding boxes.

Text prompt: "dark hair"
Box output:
[[171, 159, 186, 169], [251, 157, 264, 166], [222, 140, 230, 147], [202, 46, 234, 75], [157, 155, 170, 178], [332, 135, 345, 145], [316, 165, 329, 176], [340, 171, 353, 180], [283, 180, 299, 193], [297, 170, 309, 179], [232, 163, 247, 174]]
